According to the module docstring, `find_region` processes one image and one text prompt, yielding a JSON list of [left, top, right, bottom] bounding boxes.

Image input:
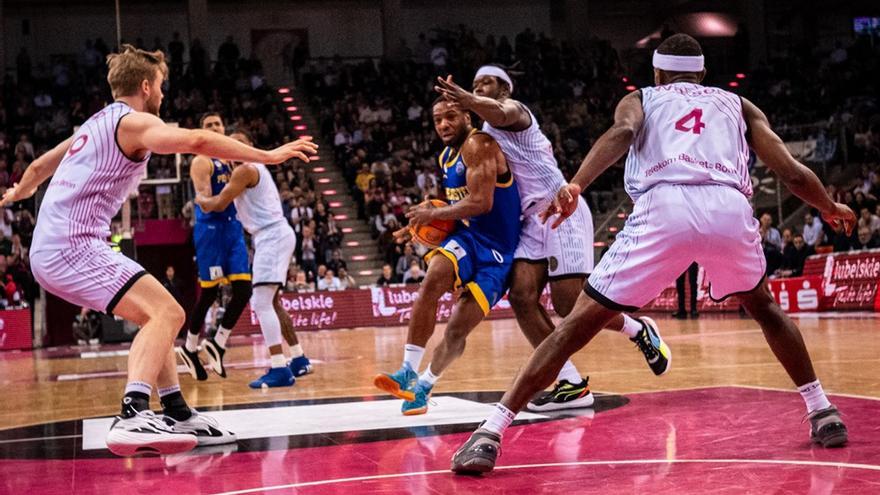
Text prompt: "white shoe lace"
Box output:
[[121, 409, 176, 433]]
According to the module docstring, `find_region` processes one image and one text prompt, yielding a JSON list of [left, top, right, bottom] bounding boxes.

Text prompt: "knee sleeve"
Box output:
[[251, 285, 283, 347], [221, 280, 253, 328], [190, 286, 219, 335]]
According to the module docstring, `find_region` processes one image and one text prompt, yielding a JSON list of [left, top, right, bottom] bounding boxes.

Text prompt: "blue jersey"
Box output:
[[439, 130, 521, 253], [195, 158, 237, 223]]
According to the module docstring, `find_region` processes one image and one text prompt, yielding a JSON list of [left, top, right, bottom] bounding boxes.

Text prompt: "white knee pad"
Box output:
[[251, 285, 283, 348]]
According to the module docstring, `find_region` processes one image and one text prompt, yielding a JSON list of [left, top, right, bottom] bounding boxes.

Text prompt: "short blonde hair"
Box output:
[[106, 44, 168, 98]]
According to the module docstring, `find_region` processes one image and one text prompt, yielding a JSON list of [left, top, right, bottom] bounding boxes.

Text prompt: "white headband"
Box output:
[[474, 66, 513, 94], [652, 50, 705, 72]]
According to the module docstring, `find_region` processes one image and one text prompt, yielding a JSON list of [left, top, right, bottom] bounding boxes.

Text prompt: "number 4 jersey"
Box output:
[[624, 82, 752, 202]]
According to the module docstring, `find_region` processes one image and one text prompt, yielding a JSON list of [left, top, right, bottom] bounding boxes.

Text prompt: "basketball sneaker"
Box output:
[[526, 377, 594, 412], [203, 338, 227, 378], [373, 363, 418, 401], [106, 408, 198, 457], [631, 316, 671, 376], [807, 406, 848, 448], [289, 355, 314, 377], [176, 346, 208, 381], [451, 426, 501, 474], [401, 383, 433, 416], [163, 409, 237, 447], [249, 367, 295, 389]]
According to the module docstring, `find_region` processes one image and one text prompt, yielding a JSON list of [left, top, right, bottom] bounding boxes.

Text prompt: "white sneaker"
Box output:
[[106, 409, 198, 456], [164, 410, 237, 446]]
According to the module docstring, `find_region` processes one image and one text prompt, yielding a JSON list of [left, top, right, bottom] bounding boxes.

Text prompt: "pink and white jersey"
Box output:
[[624, 82, 752, 202], [482, 105, 566, 213], [32, 102, 150, 252]]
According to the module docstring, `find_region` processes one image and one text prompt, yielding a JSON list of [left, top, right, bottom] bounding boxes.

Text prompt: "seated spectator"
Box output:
[[802, 211, 824, 246], [338, 267, 357, 290], [292, 270, 315, 292], [375, 263, 398, 286], [858, 207, 880, 234], [853, 226, 880, 251], [326, 249, 347, 275], [373, 204, 397, 238], [778, 234, 815, 277], [760, 213, 783, 274], [317, 269, 342, 291], [395, 243, 421, 278], [403, 260, 426, 284]]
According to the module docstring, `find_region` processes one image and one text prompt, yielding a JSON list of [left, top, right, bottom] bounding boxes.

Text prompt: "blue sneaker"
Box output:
[[402, 382, 433, 416], [288, 355, 314, 377], [249, 367, 295, 389], [373, 363, 418, 401]]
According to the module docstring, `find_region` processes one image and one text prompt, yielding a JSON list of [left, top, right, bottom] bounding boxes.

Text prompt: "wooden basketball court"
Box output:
[[1, 313, 879, 493]]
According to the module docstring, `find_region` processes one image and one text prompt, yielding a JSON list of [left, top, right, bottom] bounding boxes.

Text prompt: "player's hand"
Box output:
[[392, 226, 412, 244], [821, 203, 857, 235], [434, 75, 475, 108], [265, 137, 318, 164], [194, 193, 210, 210], [540, 183, 582, 229], [406, 201, 438, 227], [0, 183, 35, 207]]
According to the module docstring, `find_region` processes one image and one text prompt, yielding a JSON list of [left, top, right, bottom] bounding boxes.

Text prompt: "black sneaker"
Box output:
[[451, 428, 501, 475], [176, 346, 208, 381], [808, 406, 848, 448], [631, 316, 671, 376], [526, 378, 594, 412], [203, 338, 227, 378]]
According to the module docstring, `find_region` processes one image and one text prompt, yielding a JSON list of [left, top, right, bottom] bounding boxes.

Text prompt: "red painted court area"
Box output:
[[2, 387, 878, 494]]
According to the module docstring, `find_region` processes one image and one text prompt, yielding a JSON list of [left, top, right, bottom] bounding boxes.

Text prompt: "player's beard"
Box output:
[[145, 94, 161, 116]]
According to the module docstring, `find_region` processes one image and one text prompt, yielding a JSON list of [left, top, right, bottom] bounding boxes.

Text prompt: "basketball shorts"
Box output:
[[251, 222, 296, 286], [586, 184, 766, 311], [31, 243, 147, 315], [193, 219, 251, 288], [515, 196, 594, 278], [425, 229, 514, 316]]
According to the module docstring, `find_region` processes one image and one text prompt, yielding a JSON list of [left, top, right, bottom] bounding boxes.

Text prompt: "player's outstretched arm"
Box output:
[[434, 76, 529, 129], [1, 136, 73, 206], [190, 155, 214, 200], [541, 91, 644, 227], [406, 133, 501, 227], [195, 164, 258, 212], [742, 98, 855, 234], [119, 112, 317, 164]]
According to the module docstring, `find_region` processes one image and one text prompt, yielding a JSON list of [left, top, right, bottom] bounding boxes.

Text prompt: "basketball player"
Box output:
[[195, 130, 314, 388], [373, 98, 521, 415], [1, 45, 317, 456], [176, 113, 254, 381], [452, 34, 852, 474], [435, 67, 669, 411]]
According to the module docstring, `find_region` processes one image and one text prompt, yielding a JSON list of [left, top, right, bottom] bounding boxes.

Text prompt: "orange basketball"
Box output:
[[410, 199, 456, 248]]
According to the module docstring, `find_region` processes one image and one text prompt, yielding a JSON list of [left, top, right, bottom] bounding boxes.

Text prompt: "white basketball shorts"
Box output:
[[515, 195, 594, 278], [251, 222, 296, 286], [30, 242, 147, 314], [586, 184, 766, 311]]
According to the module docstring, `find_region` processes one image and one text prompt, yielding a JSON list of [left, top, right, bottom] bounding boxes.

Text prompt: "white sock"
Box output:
[[403, 344, 425, 370], [482, 403, 516, 436], [215, 326, 233, 349], [620, 315, 642, 338], [418, 366, 440, 388], [185, 332, 200, 353], [270, 353, 288, 369], [556, 360, 582, 384], [290, 344, 304, 358], [798, 380, 832, 413], [124, 381, 152, 397], [157, 384, 180, 398]]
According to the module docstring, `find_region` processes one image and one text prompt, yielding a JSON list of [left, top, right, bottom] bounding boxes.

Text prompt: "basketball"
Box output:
[[409, 199, 455, 248]]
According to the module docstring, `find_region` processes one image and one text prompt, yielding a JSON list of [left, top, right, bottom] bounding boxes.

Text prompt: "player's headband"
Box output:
[[652, 51, 705, 72], [474, 66, 514, 94]]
